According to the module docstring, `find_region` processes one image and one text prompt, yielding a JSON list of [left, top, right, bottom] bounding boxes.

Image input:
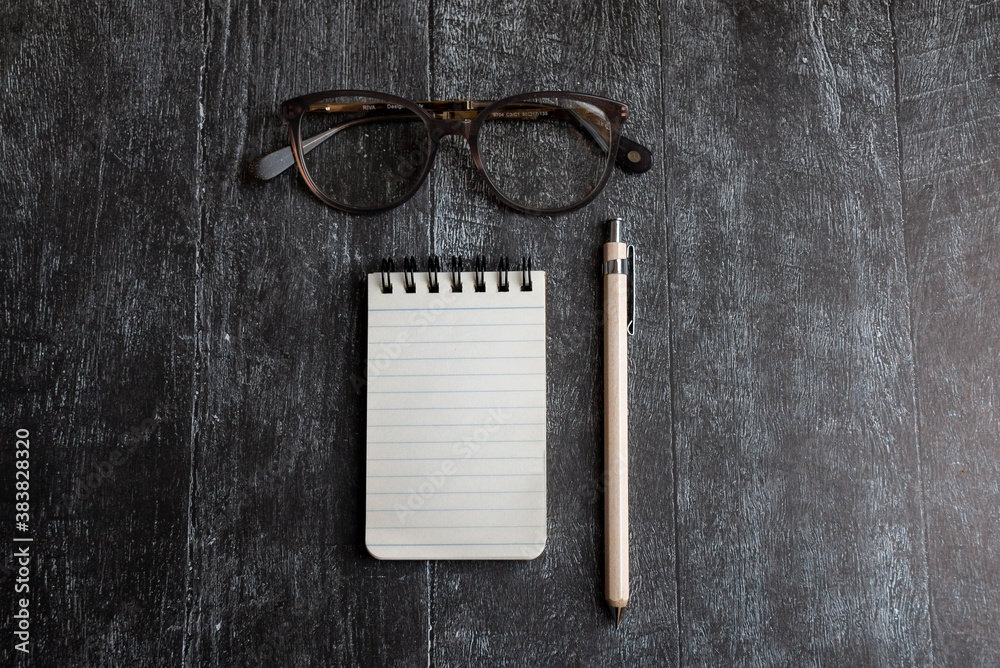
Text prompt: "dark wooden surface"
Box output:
[[1, 0, 998, 665]]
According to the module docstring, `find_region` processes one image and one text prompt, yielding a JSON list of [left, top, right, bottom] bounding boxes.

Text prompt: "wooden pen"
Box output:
[[603, 217, 633, 626]]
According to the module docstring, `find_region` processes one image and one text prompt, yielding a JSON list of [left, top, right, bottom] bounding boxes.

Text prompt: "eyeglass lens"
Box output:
[[478, 96, 612, 211], [300, 95, 431, 210], [298, 94, 614, 212]]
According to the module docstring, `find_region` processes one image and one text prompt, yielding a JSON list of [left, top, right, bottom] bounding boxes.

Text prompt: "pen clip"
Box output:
[[627, 244, 635, 336]]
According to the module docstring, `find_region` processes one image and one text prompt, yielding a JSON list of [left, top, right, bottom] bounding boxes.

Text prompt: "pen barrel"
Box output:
[[603, 241, 629, 609]]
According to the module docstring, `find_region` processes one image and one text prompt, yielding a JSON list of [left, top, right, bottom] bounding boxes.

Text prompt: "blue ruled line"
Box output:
[[372, 372, 544, 377], [367, 356, 545, 362], [366, 507, 544, 512], [368, 456, 544, 461], [368, 439, 544, 445], [368, 389, 543, 394], [369, 525, 539, 529], [368, 406, 540, 411], [369, 422, 545, 428], [369, 472, 544, 478], [368, 491, 543, 495], [367, 542, 544, 547], [369, 339, 544, 344], [369, 306, 544, 312], [370, 323, 543, 328]]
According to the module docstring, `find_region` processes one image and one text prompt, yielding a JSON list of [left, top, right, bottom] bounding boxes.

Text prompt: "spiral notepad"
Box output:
[[365, 256, 547, 560]]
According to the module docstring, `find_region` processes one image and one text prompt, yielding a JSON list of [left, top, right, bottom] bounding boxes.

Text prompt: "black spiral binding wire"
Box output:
[[403, 256, 417, 293], [474, 255, 487, 292], [381, 255, 531, 293], [380, 258, 395, 293], [427, 254, 440, 293], [497, 257, 510, 292], [450, 256, 463, 292]]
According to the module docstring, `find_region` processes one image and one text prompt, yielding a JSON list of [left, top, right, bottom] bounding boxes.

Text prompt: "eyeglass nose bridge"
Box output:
[[429, 118, 473, 142]]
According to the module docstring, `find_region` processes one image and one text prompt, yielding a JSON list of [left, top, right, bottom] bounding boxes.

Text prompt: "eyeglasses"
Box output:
[[252, 90, 652, 215]]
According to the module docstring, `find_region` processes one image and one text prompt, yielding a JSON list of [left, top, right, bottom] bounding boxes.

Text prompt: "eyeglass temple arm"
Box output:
[[564, 109, 651, 174], [251, 104, 652, 181], [251, 115, 403, 181], [253, 104, 457, 180]]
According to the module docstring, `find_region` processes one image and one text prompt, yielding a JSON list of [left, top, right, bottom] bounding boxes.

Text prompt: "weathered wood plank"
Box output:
[[896, 1, 1000, 665], [663, 1, 932, 663], [0, 1, 201, 664], [5, 1, 1000, 664], [429, 1, 677, 664], [187, 0, 433, 664]]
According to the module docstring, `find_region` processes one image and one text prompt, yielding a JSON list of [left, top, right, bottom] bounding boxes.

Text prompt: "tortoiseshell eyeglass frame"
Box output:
[[252, 90, 654, 216]]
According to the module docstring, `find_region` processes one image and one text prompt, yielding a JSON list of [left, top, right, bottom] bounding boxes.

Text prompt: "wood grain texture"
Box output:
[[896, 2, 1000, 665], [429, 0, 676, 665], [3, 1, 1000, 665], [0, 1, 200, 664], [663, 1, 932, 664], [186, 0, 433, 665]]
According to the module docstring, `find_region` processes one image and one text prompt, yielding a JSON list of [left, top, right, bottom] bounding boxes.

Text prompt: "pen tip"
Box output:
[[616, 607, 622, 627]]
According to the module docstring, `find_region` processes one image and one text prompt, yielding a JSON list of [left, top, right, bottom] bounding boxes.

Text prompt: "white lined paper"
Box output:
[[365, 270, 547, 560]]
